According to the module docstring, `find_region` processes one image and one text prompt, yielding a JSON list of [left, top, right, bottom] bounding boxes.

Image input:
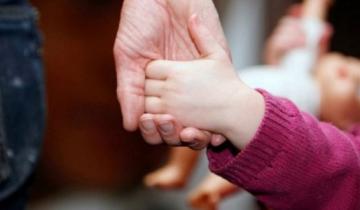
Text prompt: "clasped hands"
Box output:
[[140, 15, 241, 150], [114, 0, 263, 150]]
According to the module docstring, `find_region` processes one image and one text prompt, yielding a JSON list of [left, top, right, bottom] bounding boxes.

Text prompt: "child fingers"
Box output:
[[139, 114, 162, 145], [145, 97, 165, 114], [146, 60, 171, 80], [180, 128, 211, 150], [210, 134, 227, 147], [145, 79, 164, 97], [154, 114, 183, 146]]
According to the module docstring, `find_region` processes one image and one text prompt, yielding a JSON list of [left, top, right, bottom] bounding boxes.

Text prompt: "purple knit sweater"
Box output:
[[207, 90, 360, 210]]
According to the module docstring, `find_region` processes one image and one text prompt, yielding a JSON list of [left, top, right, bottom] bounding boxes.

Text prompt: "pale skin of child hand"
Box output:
[[144, 15, 265, 150]]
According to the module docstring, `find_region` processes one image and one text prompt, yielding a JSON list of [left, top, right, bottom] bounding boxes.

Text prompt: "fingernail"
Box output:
[[159, 123, 174, 134], [141, 120, 155, 132]]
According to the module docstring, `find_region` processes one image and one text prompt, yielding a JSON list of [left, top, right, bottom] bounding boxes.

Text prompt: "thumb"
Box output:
[[188, 14, 229, 61]]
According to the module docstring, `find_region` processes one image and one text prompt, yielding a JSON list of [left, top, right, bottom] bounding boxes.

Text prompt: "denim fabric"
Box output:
[[0, 0, 25, 5], [0, 2, 45, 210], [0, 0, 26, 5]]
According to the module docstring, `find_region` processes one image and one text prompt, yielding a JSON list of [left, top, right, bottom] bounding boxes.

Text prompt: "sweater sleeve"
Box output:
[[207, 90, 360, 210]]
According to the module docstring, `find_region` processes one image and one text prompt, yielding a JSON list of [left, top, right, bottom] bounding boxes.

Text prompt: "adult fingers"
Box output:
[[115, 65, 145, 131], [139, 114, 162, 145], [180, 127, 212, 150], [210, 134, 227, 147], [153, 114, 183, 146]]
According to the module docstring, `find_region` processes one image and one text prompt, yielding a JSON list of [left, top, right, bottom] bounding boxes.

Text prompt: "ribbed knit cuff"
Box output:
[[207, 89, 300, 185]]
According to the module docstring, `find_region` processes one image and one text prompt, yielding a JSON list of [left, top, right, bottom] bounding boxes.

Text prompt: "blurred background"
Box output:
[[25, 0, 359, 209]]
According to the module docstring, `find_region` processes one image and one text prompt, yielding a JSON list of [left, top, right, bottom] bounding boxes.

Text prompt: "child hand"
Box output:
[[145, 14, 242, 135], [144, 15, 264, 149]]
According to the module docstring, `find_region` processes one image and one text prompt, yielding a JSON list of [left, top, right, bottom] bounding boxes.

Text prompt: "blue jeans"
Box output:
[[0, 1, 45, 210]]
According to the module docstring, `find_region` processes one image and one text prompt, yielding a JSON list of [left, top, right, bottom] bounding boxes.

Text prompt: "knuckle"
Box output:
[[116, 86, 126, 102], [142, 135, 162, 145], [147, 60, 162, 71], [165, 139, 181, 146], [144, 98, 161, 113], [190, 142, 206, 150], [146, 61, 159, 76], [146, 60, 156, 69]]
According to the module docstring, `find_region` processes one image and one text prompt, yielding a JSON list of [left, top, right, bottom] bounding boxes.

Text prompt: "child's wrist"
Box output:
[[222, 87, 265, 150]]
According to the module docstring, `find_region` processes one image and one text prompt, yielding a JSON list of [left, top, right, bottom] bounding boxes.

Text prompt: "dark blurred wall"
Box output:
[[30, 0, 166, 191], [329, 0, 360, 58]]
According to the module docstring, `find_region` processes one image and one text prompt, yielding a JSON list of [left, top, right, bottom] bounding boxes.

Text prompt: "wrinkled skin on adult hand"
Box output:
[[114, 0, 229, 131]]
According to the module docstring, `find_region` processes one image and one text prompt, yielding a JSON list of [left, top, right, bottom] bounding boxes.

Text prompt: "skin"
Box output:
[[264, 2, 333, 66], [139, 0, 333, 146], [142, 29, 360, 210], [114, 0, 228, 132], [186, 14, 360, 210], [121, 1, 358, 208], [144, 14, 265, 150], [114, 0, 227, 199], [143, 147, 198, 189], [188, 173, 240, 210], [316, 53, 360, 129], [264, 16, 306, 66]]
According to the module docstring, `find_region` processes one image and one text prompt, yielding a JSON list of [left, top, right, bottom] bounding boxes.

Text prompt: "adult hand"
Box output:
[[141, 14, 253, 149], [114, 0, 228, 131], [139, 113, 226, 149]]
